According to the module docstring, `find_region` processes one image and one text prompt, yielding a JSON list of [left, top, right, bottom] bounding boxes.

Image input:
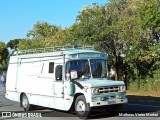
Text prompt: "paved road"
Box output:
[[0, 89, 160, 120]]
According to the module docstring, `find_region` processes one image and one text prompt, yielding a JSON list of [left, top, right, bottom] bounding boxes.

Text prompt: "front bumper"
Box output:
[[90, 97, 128, 107]]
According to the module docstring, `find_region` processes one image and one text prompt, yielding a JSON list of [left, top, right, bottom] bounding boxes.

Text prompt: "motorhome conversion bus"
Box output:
[[6, 45, 127, 118]]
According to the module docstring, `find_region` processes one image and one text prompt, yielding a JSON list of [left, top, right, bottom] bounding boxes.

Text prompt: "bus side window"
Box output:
[[55, 65, 62, 81], [49, 62, 54, 73]]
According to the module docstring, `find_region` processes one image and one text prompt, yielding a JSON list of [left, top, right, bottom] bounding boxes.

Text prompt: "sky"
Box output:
[[0, 0, 108, 44]]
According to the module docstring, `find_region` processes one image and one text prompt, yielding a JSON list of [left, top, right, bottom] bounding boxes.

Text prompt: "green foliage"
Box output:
[[18, 39, 46, 50], [128, 68, 160, 93], [73, 0, 160, 90], [0, 41, 8, 70], [27, 21, 60, 39], [6, 39, 19, 49], [5, 0, 160, 93]]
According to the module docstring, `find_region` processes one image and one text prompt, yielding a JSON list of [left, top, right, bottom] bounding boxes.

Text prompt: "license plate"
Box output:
[[108, 100, 116, 104]]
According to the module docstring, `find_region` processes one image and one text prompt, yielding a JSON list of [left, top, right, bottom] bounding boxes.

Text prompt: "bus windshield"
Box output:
[[65, 59, 108, 80], [90, 59, 108, 78], [66, 60, 90, 79]]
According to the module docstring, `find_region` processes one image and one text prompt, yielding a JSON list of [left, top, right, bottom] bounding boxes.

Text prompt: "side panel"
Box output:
[[6, 57, 18, 91], [16, 56, 66, 110], [17, 58, 42, 94], [5, 57, 19, 102]]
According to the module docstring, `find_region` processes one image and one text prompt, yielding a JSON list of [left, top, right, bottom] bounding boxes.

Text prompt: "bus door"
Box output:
[[53, 64, 65, 109]]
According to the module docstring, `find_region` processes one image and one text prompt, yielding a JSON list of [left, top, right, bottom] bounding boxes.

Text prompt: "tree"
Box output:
[[6, 39, 19, 49], [74, 2, 127, 80], [72, 0, 160, 84], [18, 39, 32, 50], [0, 41, 8, 70], [27, 21, 60, 39], [26, 21, 63, 48], [18, 39, 46, 50]]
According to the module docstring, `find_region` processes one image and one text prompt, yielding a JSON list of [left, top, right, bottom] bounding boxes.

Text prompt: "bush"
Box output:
[[128, 68, 160, 95]]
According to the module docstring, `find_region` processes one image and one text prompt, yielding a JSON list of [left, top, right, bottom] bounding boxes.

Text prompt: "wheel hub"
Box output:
[[77, 100, 86, 115], [22, 97, 28, 108]]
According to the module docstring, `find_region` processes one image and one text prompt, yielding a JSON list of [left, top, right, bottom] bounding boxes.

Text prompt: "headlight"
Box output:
[[92, 88, 100, 95], [118, 86, 126, 92]]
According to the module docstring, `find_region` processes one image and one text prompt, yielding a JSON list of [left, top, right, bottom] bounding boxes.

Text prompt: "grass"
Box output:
[[126, 89, 160, 97], [127, 71, 160, 97]]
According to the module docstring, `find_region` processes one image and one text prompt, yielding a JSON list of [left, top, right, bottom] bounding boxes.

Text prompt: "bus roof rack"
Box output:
[[13, 45, 94, 56]]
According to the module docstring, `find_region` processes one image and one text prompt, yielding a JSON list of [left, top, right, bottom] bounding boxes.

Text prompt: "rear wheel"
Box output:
[[21, 94, 33, 111], [75, 95, 90, 119]]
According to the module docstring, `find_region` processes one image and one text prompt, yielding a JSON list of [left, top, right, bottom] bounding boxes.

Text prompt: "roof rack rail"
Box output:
[[13, 45, 94, 56]]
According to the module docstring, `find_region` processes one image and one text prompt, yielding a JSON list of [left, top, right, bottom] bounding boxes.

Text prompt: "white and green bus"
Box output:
[[5, 45, 127, 118]]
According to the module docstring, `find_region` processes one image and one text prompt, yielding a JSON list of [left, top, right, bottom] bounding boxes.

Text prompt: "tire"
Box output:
[[21, 94, 33, 111], [75, 95, 90, 119]]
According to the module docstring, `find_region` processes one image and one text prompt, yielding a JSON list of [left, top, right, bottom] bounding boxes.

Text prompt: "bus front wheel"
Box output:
[[75, 95, 90, 119]]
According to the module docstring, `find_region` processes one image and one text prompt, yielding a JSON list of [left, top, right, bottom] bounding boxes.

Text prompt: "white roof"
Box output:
[[12, 49, 101, 59]]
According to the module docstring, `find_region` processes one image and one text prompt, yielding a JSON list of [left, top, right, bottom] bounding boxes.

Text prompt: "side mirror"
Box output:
[[55, 65, 62, 81]]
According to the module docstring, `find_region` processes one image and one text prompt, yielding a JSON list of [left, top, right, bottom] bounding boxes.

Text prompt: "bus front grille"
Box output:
[[98, 86, 119, 93]]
